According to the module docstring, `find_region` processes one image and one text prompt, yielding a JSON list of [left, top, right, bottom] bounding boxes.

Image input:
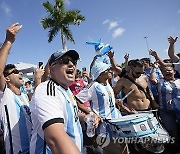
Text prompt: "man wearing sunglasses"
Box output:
[[114, 59, 160, 153], [0, 23, 32, 153], [29, 50, 86, 154], [114, 59, 159, 112]]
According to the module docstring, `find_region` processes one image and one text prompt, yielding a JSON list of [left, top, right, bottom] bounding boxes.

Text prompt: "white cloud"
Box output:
[[108, 21, 118, 30], [102, 19, 109, 25], [178, 10, 180, 14], [112, 28, 125, 39], [0, 1, 11, 16]]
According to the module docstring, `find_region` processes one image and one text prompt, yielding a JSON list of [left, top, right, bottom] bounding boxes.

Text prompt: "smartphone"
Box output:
[[38, 62, 43, 68], [82, 67, 86, 72]]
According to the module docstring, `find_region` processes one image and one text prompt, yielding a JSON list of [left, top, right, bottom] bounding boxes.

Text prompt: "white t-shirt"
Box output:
[[0, 86, 31, 154], [30, 79, 83, 154]]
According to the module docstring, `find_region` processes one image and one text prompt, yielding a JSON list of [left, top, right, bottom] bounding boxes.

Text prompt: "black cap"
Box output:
[[49, 50, 79, 66]]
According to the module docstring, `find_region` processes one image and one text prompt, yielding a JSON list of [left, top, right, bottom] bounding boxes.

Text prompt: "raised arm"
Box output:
[[0, 23, 22, 91], [149, 49, 171, 67], [34, 65, 45, 90], [107, 50, 122, 74], [113, 78, 124, 98], [41, 59, 50, 82], [168, 36, 179, 63], [149, 62, 158, 84], [89, 55, 97, 78], [124, 53, 129, 71]]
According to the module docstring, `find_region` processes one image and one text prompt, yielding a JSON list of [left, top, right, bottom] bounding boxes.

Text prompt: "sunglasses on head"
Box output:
[[5, 69, 19, 77], [55, 57, 77, 66]]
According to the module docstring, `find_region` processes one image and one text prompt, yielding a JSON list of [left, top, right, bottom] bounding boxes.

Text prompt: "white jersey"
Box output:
[[30, 79, 83, 154], [77, 82, 121, 119], [76, 82, 122, 138], [0, 86, 31, 154]]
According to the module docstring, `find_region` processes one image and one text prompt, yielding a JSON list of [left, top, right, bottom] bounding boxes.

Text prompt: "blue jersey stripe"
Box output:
[[96, 85, 106, 117], [77, 120, 83, 152], [66, 90, 83, 151], [35, 134, 44, 154], [35, 135, 51, 154], [105, 85, 116, 118], [161, 82, 167, 109], [66, 100, 76, 142], [14, 97, 30, 153]]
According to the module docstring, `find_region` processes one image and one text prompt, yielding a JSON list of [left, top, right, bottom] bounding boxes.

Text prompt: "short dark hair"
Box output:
[[163, 59, 172, 63], [130, 59, 144, 67], [3, 64, 16, 77], [25, 81, 31, 85], [140, 58, 150, 61]]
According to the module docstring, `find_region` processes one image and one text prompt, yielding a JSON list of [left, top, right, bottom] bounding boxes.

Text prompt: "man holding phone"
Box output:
[[39, 62, 43, 68]]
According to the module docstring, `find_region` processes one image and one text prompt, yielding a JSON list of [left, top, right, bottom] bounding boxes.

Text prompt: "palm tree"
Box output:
[[41, 0, 85, 51]]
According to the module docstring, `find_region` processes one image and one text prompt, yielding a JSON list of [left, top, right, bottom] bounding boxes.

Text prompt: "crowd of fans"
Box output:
[[0, 23, 179, 154]]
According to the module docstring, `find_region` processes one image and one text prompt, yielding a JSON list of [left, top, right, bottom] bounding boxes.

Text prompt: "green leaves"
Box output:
[[41, 0, 85, 49]]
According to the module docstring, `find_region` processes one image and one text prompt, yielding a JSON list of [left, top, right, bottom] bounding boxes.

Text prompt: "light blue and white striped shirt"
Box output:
[[158, 78, 180, 111], [76, 82, 122, 137], [30, 79, 83, 154], [0, 86, 31, 154]]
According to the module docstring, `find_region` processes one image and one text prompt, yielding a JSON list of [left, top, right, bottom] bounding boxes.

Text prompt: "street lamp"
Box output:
[[144, 36, 152, 62]]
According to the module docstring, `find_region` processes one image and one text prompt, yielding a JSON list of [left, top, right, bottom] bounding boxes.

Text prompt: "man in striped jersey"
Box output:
[[0, 23, 32, 153], [30, 50, 84, 154], [76, 61, 129, 154]]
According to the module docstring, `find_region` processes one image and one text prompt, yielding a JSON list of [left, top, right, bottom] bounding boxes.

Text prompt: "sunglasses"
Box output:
[[131, 68, 143, 75], [5, 69, 19, 77], [55, 57, 77, 66]]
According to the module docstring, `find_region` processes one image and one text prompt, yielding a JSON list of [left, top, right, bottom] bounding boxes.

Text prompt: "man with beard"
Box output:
[[114, 59, 159, 111], [113, 59, 159, 154], [0, 23, 32, 153]]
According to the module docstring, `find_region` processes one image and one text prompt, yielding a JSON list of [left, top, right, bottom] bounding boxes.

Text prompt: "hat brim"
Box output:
[[63, 50, 79, 61], [92, 63, 111, 80], [49, 50, 79, 66]]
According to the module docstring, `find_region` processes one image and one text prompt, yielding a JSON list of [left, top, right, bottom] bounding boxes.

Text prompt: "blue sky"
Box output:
[[0, 0, 180, 71]]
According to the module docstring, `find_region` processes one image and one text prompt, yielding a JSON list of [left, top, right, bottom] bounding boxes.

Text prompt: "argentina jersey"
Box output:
[[0, 87, 31, 154], [30, 80, 83, 154], [76, 82, 122, 137], [57, 86, 83, 152], [158, 78, 180, 110], [77, 82, 121, 119]]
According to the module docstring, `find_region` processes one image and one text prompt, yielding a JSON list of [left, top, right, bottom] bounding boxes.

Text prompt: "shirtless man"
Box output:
[[114, 59, 159, 111]]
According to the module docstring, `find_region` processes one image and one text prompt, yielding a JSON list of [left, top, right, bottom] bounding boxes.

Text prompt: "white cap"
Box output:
[[91, 61, 111, 80]]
